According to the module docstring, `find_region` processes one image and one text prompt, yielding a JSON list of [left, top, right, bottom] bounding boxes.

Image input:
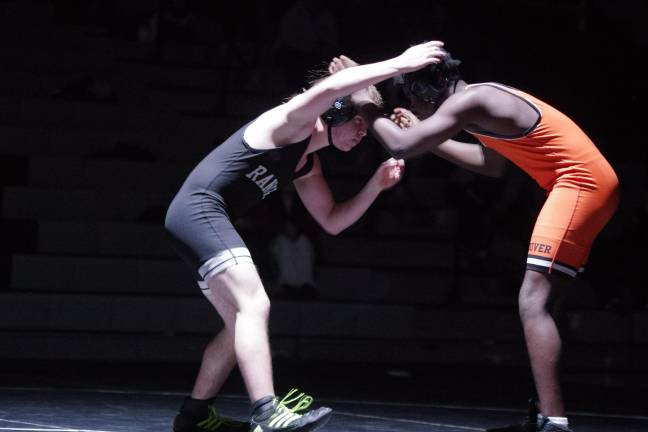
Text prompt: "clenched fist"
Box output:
[[372, 157, 405, 190]]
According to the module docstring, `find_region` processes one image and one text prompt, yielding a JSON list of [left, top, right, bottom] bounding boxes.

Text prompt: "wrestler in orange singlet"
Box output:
[[330, 47, 619, 432], [466, 83, 619, 279]]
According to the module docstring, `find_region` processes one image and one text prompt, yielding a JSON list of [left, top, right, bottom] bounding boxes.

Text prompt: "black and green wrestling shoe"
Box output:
[[173, 398, 249, 432], [250, 388, 332, 432]]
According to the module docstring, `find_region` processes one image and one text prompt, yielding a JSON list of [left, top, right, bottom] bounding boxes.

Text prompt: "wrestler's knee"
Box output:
[[518, 270, 552, 321]]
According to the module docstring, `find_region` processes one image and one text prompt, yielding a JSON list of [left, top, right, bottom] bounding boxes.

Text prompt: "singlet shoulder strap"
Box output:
[[465, 82, 541, 138], [293, 152, 315, 179]]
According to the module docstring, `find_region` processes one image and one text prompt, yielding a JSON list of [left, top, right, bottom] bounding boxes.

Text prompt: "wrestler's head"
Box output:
[[396, 53, 462, 117], [320, 96, 367, 151]]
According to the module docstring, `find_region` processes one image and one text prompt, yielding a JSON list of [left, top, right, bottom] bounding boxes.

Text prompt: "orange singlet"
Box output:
[[466, 83, 619, 277]]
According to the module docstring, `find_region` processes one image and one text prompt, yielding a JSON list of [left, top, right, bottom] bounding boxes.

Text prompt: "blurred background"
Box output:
[[0, 0, 646, 415]]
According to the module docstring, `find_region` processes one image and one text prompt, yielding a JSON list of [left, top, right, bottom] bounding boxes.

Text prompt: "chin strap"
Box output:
[[327, 123, 335, 148]]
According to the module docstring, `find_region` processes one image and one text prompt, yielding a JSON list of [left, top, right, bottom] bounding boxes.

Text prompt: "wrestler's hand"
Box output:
[[372, 157, 405, 191], [392, 40, 447, 73], [328, 55, 359, 73], [351, 85, 383, 108], [390, 107, 420, 129], [329, 55, 383, 108]]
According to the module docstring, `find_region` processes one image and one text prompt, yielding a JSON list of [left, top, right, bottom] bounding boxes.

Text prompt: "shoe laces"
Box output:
[[197, 407, 240, 430], [277, 388, 314, 414], [261, 389, 316, 429]]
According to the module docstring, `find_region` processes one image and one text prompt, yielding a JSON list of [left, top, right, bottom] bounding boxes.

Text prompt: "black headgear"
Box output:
[[398, 54, 462, 105], [322, 96, 357, 126]]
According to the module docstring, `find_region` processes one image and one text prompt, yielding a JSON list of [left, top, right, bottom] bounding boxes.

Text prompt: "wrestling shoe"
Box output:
[[174, 404, 249, 432], [537, 415, 572, 432], [250, 388, 332, 432], [486, 397, 538, 432]]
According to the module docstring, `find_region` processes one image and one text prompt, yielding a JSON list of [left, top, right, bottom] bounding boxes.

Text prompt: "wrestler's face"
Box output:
[[330, 115, 368, 151], [408, 94, 441, 119]]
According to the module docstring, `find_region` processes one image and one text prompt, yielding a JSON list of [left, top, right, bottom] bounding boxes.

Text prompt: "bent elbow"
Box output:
[[323, 224, 343, 236], [378, 140, 407, 159], [379, 133, 419, 160], [319, 217, 344, 235]]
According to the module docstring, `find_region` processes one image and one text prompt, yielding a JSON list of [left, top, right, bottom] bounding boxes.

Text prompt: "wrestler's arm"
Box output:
[[293, 154, 404, 235]]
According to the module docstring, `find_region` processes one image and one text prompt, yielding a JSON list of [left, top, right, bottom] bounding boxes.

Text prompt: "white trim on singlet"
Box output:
[[198, 247, 254, 282], [527, 256, 578, 278]]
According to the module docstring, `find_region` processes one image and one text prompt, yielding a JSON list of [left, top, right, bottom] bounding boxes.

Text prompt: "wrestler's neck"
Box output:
[[451, 79, 468, 95]]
